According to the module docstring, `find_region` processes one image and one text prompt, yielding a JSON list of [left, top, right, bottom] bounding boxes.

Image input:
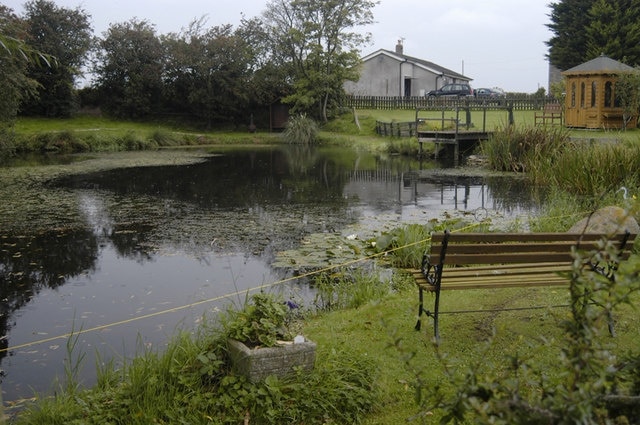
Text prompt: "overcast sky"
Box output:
[[5, 0, 554, 93]]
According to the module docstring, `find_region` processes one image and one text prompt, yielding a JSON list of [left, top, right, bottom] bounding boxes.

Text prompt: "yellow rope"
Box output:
[[0, 210, 586, 354]]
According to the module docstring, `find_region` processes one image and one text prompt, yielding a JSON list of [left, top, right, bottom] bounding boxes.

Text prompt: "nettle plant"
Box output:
[[223, 292, 298, 348]]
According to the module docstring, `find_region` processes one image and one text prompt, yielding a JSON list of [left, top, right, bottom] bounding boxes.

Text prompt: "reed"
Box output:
[[543, 141, 640, 199], [482, 125, 571, 180]]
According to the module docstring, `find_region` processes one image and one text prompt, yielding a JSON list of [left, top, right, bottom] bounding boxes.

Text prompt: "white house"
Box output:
[[344, 41, 472, 97]]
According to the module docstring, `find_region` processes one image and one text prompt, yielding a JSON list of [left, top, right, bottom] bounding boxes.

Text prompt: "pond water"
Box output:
[[0, 146, 542, 405]]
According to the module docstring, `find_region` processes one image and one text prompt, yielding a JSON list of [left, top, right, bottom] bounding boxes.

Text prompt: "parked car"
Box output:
[[426, 83, 474, 98], [475, 88, 506, 99]]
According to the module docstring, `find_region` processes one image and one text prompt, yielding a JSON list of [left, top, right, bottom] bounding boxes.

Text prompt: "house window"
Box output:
[[580, 82, 585, 107], [591, 81, 596, 107], [614, 82, 622, 107], [571, 82, 576, 107], [605, 81, 613, 107]]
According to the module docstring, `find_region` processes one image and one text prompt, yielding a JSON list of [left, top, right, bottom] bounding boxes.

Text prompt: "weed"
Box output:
[[60, 322, 86, 396], [386, 137, 419, 156], [149, 129, 177, 147], [313, 268, 392, 311], [373, 219, 481, 269], [220, 292, 294, 347]]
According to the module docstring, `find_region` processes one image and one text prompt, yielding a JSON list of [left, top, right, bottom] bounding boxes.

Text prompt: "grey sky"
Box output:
[[4, 0, 553, 92]]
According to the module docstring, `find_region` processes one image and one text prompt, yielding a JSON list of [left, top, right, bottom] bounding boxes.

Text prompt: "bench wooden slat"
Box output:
[[431, 252, 575, 264], [442, 263, 573, 277], [429, 276, 570, 290], [433, 241, 601, 254], [414, 263, 574, 290], [431, 232, 634, 243]]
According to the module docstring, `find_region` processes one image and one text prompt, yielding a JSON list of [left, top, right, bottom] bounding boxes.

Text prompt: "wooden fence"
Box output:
[[343, 95, 558, 111]]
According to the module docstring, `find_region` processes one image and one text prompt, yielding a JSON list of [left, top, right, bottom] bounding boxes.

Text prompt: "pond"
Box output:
[[0, 145, 542, 406]]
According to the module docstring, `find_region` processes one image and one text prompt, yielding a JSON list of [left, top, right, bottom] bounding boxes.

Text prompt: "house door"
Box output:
[[404, 78, 412, 97]]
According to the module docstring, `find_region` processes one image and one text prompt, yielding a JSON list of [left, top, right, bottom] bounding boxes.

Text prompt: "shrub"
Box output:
[[282, 114, 319, 144], [25, 131, 89, 153]]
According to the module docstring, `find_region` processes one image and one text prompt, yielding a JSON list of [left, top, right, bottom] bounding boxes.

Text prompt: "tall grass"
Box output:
[[313, 269, 396, 311], [484, 126, 640, 203], [543, 142, 640, 199], [482, 125, 571, 177], [282, 114, 319, 144]]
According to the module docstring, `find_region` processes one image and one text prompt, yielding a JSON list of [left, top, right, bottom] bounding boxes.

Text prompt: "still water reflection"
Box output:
[[0, 146, 541, 404]]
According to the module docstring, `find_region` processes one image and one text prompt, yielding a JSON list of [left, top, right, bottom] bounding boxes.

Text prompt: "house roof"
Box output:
[[361, 49, 471, 81], [562, 54, 635, 75]]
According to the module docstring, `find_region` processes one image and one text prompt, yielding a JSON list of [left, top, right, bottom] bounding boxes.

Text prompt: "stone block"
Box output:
[[227, 338, 316, 383]]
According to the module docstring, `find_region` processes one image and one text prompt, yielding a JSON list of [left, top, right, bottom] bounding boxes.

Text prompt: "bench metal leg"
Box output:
[[415, 287, 424, 330], [433, 287, 441, 342], [415, 285, 442, 342]]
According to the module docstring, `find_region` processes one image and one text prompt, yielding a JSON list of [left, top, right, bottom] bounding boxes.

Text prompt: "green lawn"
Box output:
[[354, 108, 640, 142], [305, 279, 640, 424]]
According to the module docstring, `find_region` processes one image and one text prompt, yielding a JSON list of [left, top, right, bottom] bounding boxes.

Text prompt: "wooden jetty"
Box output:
[[417, 130, 491, 161], [415, 105, 512, 164]]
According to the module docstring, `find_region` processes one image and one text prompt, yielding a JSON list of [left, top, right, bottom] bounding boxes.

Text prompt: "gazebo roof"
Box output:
[[562, 54, 635, 75]]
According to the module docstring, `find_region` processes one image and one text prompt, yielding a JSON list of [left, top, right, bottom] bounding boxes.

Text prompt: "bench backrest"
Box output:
[[429, 232, 636, 266], [543, 103, 562, 113]]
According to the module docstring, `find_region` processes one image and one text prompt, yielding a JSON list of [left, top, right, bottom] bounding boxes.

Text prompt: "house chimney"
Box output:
[[395, 39, 403, 55]]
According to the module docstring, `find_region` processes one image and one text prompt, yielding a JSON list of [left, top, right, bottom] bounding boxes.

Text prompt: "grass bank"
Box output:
[[1, 116, 281, 158]]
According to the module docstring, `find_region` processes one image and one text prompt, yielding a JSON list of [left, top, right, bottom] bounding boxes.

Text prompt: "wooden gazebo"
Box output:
[[562, 55, 636, 129]]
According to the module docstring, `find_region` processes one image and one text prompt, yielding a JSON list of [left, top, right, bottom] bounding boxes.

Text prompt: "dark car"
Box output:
[[426, 83, 474, 98], [475, 88, 506, 99]]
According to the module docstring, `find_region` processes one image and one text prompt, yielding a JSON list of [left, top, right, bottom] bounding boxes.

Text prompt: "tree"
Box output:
[[0, 4, 57, 149], [547, 0, 640, 71], [94, 19, 164, 118], [21, 0, 92, 117], [163, 18, 255, 128], [586, 0, 640, 64], [614, 69, 640, 129], [546, 0, 596, 71], [234, 16, 292, 111], [262, 0, 377, 122]]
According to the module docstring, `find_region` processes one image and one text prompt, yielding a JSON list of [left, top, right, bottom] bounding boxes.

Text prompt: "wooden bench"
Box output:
[[409, 230, 636, 340], [534, 103, 562, 126]]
